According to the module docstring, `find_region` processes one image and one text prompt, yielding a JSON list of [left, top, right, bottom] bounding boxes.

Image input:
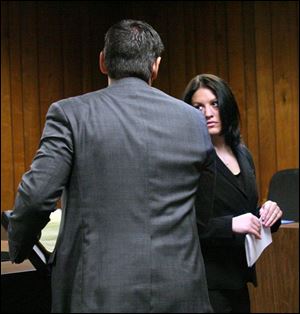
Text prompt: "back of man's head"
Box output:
[[103, 19, 164, 83]]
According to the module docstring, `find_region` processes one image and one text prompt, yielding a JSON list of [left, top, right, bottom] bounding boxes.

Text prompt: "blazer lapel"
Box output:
[[235, 146, 258, 211], [215, 145, 259, 216]]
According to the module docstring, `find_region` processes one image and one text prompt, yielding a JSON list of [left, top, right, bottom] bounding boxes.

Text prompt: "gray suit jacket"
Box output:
[[8, 77, 215, 313]]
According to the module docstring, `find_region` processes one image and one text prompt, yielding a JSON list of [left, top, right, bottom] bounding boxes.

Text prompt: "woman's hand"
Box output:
[[232, 213, 261, 239], [259, 200, 282, 227]]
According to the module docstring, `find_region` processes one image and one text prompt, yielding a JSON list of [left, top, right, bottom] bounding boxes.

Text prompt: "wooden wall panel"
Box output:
[[149, 2, 170, 94], [254, 1, 277, 199], [215, 1, 229, 81], [183, 2, 197, 86], [8, 2, 25, 193], [227, 2, 247, 141], [61, 2, 83, 98], [89, 2, 113, 92], [242, 1, 261, 192], [1, 0, 299, 214], [167, 2, 187, 98], [194, 2, 218, 76], [80, 2, 93, 94], [1, 1, 14, 210], [37, 1, 64, 127], [200, 2, 218, 75], [272, 1, 299, 170], [20, 2, 41, 171]]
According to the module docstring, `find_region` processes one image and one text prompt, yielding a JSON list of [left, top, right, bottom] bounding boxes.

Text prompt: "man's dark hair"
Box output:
[[182, 74, 241, 149], [103, 19, 164, 82]]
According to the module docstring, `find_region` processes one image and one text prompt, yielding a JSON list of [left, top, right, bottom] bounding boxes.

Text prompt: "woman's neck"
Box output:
[[212, 135, 240, 174], [212, 135, 227, 151]]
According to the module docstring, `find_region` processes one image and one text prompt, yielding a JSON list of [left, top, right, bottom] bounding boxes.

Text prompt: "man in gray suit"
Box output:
[[8, 19, 215, 313]]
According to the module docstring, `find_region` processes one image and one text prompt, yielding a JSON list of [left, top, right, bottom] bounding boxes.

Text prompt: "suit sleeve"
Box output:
[[198, 215, 234, 239], [8, 102, 73, 263]]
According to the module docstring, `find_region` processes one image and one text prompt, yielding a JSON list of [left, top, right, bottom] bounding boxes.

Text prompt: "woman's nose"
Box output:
[[205, 106, 214, 118]]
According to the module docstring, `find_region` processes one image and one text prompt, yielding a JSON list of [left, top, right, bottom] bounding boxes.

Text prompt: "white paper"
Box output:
[[245, 223, 272, 267], [33, 245, 47, 264]]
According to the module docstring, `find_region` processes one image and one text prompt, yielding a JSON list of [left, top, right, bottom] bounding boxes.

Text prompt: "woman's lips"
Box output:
[[207, 121, 217, 128]]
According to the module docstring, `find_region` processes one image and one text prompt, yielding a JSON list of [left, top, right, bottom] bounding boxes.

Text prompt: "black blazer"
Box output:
[[198, 144, 280, 290]]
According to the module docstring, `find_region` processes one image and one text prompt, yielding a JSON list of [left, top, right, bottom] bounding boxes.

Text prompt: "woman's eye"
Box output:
[[193, 104, 204, 111], [212, 101, 219, 108]]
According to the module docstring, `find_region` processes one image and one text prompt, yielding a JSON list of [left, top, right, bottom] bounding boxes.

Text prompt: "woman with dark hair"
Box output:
[[183, 74, 282, 313]]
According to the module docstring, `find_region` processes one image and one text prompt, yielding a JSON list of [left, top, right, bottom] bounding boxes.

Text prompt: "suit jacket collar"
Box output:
[[109, 77, 149, 87]]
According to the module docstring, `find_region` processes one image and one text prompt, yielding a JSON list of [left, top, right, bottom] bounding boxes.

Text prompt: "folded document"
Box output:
[[245, 224, 272, 267]]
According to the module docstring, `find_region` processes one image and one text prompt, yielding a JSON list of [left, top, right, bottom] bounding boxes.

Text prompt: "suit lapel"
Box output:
[[235, 145, 258, 212], [216, 157, 248, 215], [215, 145, 259, 215]]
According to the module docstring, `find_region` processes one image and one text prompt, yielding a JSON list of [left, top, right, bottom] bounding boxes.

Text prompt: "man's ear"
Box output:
[[99, 51, 108, 74], [151, 57, 161, 82]]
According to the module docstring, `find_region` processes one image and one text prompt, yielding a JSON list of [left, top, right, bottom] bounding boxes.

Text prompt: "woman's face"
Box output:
[[191, 87, 222, 136]]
